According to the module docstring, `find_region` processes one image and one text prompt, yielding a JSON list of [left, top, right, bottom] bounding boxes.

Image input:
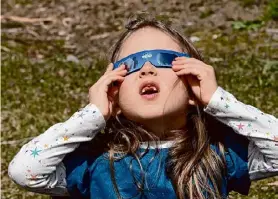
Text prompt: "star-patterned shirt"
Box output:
[[8, 87, 278, 198]]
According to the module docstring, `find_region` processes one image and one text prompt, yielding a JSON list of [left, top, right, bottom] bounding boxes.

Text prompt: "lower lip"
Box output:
[[141, 93, 159, 100]]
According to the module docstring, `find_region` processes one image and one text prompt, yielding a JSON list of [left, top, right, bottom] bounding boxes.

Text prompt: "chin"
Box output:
[[122, 106, 163, 121], [138, 112, 163, 120]]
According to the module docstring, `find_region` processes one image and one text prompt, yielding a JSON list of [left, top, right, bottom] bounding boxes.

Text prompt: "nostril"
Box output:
[[141, 71, 155, 76]]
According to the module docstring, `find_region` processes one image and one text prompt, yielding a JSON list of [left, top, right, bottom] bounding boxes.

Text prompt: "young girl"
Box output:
[[8, 16, 278, 199]]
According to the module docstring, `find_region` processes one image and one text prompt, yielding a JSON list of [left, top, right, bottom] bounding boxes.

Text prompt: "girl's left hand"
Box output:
[[172, 57, 218, 106]]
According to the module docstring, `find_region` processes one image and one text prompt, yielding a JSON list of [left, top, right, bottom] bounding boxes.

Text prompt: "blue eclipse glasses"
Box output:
[[113, 49, 190, 76]]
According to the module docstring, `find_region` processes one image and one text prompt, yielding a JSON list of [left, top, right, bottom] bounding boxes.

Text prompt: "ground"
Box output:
[[1, 0, 278, 198]]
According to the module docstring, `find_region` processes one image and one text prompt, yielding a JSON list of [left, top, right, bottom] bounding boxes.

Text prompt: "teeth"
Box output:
[[141, 86, 157, 94]]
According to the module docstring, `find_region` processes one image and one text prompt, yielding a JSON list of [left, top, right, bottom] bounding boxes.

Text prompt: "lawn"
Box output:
[[1, 0, 277, 198]]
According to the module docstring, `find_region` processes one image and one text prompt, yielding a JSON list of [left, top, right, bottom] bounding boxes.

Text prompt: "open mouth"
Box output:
[[140, 86, 159, 95], [139, 84, 160, 100]]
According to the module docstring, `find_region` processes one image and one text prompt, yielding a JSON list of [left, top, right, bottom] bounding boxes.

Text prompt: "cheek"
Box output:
[[117, 77, 136, 106], [169, 80, 189, 103], [161, 70, 187, 94], [162, 72, 190, 107], [118, 83, 131, 98]]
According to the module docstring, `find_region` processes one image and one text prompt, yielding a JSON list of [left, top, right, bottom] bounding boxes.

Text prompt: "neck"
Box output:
[[138, 111, 187, 141]]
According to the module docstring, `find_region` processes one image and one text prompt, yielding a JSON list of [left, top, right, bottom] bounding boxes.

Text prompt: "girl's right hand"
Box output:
[[88, 63, 127, 121]]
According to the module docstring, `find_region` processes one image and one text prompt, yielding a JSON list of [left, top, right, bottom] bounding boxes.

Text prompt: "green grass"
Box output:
[[264, 0, 278, 20], [2, 14, 278, 199]]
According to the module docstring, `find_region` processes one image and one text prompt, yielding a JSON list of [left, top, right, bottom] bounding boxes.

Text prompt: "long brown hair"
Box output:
[[89, 14, 227, 199]]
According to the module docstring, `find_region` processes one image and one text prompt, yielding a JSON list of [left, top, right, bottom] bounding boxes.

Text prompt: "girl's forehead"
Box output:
[[118, 27, 182, 60]]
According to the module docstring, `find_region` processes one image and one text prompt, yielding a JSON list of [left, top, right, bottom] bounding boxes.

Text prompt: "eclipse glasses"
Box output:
[[113, 49, 190, 76]]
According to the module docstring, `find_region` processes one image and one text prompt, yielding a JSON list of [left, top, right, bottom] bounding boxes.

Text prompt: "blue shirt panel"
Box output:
[[63, 133, 250, 198]]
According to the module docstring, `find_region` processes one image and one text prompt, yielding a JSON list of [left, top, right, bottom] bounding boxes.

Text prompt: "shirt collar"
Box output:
[[139, 140, 175, 149]]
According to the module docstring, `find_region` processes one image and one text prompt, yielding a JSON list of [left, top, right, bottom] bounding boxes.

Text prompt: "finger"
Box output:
[[116, 64, 127, 70], [108, 68, 127, 78], [174, 67, 205, 80], [172, 60, 188, 65], [104, 75, 125, 91], [104, 63, 114, 74], [172, 64, 201, 72], [174, 57, 207, 65], [102, 67, 127, 80], [174, 56, 190, 62], [172, 58, 204, 66], [115, 68, 128, 75], [175, 57, 200, 61], [105, 64, 125, 75], [175, 56, 190, 60], [172, 62, 211, 73], [98, 69, 127, 88]]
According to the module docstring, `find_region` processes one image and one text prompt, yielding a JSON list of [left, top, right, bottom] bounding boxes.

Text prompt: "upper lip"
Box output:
[[139, 80, 160, 95]]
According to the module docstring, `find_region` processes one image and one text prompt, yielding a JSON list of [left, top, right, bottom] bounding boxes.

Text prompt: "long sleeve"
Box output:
[[204, 86, 278, 180], [8, 103, 106, 196]]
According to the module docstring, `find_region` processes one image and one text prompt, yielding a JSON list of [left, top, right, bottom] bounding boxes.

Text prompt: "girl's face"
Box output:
[[116, 27, 190, 128]]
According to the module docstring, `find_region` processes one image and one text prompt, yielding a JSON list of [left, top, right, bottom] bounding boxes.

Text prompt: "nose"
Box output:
[[139, 62, 157, 78]]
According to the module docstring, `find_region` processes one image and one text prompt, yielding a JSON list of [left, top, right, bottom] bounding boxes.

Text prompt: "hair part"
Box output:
[[91, 14, 226, 199]]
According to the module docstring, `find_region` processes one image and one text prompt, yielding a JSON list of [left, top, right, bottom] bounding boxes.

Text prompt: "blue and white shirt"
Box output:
[[8, 87, 278, 198]]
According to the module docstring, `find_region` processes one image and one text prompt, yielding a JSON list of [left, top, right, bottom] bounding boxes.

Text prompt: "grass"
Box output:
[[1, 7, 278, 199]]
